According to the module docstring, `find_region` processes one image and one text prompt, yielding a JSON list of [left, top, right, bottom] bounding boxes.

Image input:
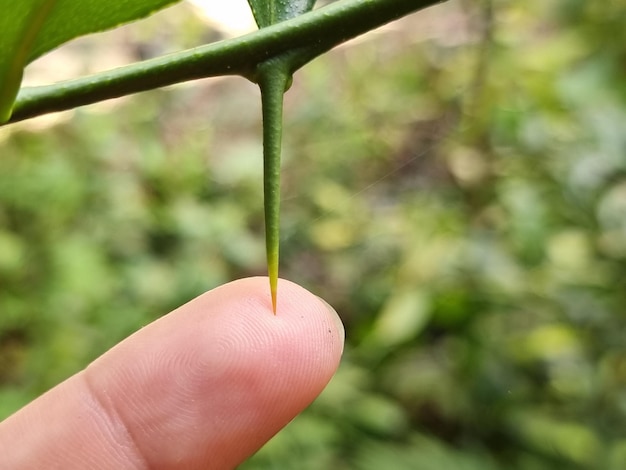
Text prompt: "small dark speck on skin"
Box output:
[[328, 329, 332, 333]]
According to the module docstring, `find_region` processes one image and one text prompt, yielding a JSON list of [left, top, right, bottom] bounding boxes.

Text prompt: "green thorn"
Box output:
[[258, 59, 291, 314]]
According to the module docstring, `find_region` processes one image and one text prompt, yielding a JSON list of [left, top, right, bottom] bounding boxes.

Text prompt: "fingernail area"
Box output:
[[316, 296, 345, 350]]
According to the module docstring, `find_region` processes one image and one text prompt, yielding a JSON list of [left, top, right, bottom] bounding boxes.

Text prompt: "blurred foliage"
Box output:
[[2, 0, 626, 468]]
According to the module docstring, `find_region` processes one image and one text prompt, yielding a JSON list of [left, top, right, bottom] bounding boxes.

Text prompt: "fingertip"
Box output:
[[144, 276, 346, 467], [0, 277, 344, 470], [315, 294, 345, 355], [89, 277, 344, 468]]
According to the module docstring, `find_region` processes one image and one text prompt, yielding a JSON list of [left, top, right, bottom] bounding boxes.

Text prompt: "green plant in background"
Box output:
[[3, 0, 626, 468], [0, 0, 438, 311]]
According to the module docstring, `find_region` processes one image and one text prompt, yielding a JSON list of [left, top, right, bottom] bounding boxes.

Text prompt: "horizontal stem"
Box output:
[[5, 0, 441, 125]]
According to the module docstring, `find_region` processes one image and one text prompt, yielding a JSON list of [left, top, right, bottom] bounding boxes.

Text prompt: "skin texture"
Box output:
[[0, 277, 344, 469]]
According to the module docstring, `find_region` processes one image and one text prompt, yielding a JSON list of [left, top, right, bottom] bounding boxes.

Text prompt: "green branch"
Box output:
[[6, 0, 440, 125]]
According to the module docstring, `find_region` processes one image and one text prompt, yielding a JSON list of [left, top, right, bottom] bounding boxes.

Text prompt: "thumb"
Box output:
[[0, 277, 344, 469]]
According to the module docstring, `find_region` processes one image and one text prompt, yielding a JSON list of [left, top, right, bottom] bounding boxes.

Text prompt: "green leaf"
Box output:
[[247, 0, 316, 28], [0, 0, 181, 122]]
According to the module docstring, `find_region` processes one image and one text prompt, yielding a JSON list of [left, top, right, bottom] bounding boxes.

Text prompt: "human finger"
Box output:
[[0, 277, 344, 469]]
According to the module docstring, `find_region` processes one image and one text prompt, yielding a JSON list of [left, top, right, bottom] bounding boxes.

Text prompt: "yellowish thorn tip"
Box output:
[[271, 287, 277, 315]]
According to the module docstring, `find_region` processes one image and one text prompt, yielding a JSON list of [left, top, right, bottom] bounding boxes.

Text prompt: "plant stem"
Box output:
[[5, 0, 441, 125]]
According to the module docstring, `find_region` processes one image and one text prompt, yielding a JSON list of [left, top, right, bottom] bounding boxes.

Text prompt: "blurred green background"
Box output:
[[2, 0, 626, 468]]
